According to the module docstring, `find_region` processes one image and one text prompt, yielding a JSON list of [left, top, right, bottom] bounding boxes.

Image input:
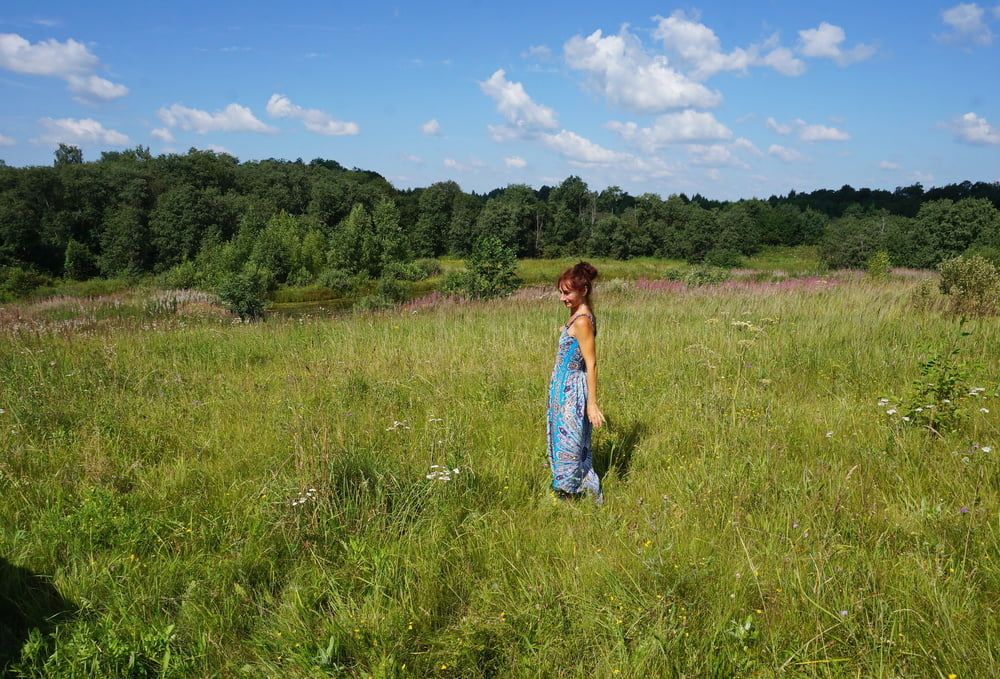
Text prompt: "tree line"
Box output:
[[2, 145, 999, 295]]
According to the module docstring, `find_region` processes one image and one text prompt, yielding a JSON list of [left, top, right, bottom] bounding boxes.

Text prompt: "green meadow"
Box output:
[[1, 266, 998, 677]]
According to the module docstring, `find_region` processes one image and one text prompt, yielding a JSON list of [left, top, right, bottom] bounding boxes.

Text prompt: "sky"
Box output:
[[1, 0, 998, 200]]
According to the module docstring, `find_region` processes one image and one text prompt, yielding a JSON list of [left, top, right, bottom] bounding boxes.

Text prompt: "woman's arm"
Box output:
[[572, 317, 606, 429]]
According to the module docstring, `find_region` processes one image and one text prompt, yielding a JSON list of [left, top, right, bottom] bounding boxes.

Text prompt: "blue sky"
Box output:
[[1, 1, 998, 199]]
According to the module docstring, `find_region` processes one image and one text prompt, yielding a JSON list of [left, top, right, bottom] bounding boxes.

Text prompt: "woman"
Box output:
[[547, 262, 605, 503]]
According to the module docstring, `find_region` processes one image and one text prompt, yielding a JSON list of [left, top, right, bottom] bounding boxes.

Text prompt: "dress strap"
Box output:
[[564, 312, 595, 328]]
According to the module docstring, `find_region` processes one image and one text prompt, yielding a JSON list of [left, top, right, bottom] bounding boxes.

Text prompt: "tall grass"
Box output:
[[0, 277, 997, 677]]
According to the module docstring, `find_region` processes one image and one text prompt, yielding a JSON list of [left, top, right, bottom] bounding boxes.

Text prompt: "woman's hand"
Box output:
[[587, 403, 606, 429]]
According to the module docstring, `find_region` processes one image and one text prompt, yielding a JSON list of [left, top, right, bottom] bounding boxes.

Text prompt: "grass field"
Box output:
[[1, 267, 998, 677]]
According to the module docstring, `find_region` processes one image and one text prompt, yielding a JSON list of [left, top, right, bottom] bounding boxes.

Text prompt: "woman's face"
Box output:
[[558, 282, 586, 309]]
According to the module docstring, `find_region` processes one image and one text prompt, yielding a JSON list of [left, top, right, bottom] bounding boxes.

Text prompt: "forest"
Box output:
[[2, 144, 999, 301]]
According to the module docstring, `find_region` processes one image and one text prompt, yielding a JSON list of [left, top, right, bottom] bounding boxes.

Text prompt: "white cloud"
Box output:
[[768, 144, 804, 162], [159, 102, 274, 134], [798, 120, 850, 141], [265, 94, 358, 135], [0, 32, 128, 101], [938, 4, 994, 46], [759, 46, 806, 76], [607, 110, 732, 152], [564, 28, 721, 113], [687, 143, 748, 168], [951, 111, 1000, 144], [878, 160, 900, 170], [150, 127, 173, 143], [444, 157, 482, 172], [652, 12, 805, 79], [479, 69, 558, 134], [706, 168, 722, 181], [522, 45, 552, 61], [0, 133, 15, 146], [35, 117, 129, 146], [0, 33, 95, 75], [541, 129, 629, 164], [401, 153, 423, 163], [733, 137, 763, 156], [767, 117, 850, 141], [798, 22, 876, 65], [504, 155, 527, 168], [420, 118, 441, 136], [912, 171, 935, 183], [198, 143, 232, 155], [67, 74, 128, 101], [766, 117, 792, 134]]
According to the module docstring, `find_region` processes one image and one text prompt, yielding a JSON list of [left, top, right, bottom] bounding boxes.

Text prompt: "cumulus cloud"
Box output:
[[950, 111, 1000, 144], [768, 144, 804, 162], [0, 32, 128, 100], [797, 22, 876, 65], [158, 102, 274, 134], [265, 94, 358, 135], [67, 74, 129, 101], [443, 157, 482, 172], [401, 153, 423, 163], [652, 11, 803, 79], [522, 45, 552, 61], [564, 28, 721, 113], [878, 160, 900, 170], [937, 3, 994, 46], [504, 155, 527, 168], [0, 133, 15, 146], [733, 137, 763, 156], [35, 117, 129, 146], [766, 117, 850, 141], [479, 69, 558, 134], [150, 127, 173, 143], [687, 143, 748, 168], [420, 118, 441, 136], [607, 110, 732, 152], [541, 129, 629, 164]]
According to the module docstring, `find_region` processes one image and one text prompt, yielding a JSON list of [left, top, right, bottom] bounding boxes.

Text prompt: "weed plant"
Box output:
[[1, 276, 998, 677]]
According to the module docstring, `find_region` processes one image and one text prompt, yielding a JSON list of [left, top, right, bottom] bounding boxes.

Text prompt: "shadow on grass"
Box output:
[[0, 558, 76, 674], [593, 420, 645, 481]]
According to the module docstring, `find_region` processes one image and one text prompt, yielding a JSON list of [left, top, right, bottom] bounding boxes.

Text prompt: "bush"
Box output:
[[63, 239, 98, 280], [866, 250, 892, 280], [0, 266, 49, 301], [354, 277, 408, 312], [910, 279, 943, 312], [453, 236, 521, 300], [703, 248, 743, 268], [216, 266, 268, 321], [411, 258, 442, 279], [937, 255, 1000, 315], [318, 268, 366, 297], [158, 260, 199, 289], [684, 265, 730, 287], [661, 267, 686, 281]]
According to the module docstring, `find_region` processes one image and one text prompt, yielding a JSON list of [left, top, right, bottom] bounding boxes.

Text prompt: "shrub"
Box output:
[[158, 260, 199, 289], [0, 266, 49, 301], [661, 267, 686, 282], [866, 250, 892, 280], [937, 255, 1000, 315], [411, 258, 442, 279], [216, 265, 268, 321], [459, 236, 521, 300], [318, 268, 366, 297], [910, 279, 943, 312], [63, 239, 98, 280], [684, 265, 730, 287], [354, 277, 408, 312], [703, 248, 743, 268]]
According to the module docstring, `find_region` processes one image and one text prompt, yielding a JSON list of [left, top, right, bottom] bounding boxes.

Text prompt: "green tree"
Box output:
[[99, 203, 149, 276], [54, 144, 83, 166]]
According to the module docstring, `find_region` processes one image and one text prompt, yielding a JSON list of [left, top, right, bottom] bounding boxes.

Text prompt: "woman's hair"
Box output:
[[557, 261, 599, 297]]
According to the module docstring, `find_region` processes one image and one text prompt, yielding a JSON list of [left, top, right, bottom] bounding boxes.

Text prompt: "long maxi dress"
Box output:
[[546, 312, 603, 502]]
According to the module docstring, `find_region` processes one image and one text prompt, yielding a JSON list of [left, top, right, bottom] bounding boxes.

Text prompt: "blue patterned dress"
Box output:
[[547, 312, 603, 502]]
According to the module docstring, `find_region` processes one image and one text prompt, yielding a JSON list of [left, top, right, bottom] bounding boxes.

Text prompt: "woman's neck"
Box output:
[[569, 302, 591, 317]]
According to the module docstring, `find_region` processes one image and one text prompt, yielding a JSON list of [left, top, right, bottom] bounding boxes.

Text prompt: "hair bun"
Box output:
[[574, 261, 598, 283]]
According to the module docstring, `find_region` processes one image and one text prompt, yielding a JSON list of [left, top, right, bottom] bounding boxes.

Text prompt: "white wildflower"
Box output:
[[825, 431, 834, 438], [981, 408, 990, 414], [915, 407, 923, 413], [877, 398, 889, 406], [886, 409, 897, 416], [982, 446, 992, 453], [902, 416, 911, 422], [942, 399, 951, 404]]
